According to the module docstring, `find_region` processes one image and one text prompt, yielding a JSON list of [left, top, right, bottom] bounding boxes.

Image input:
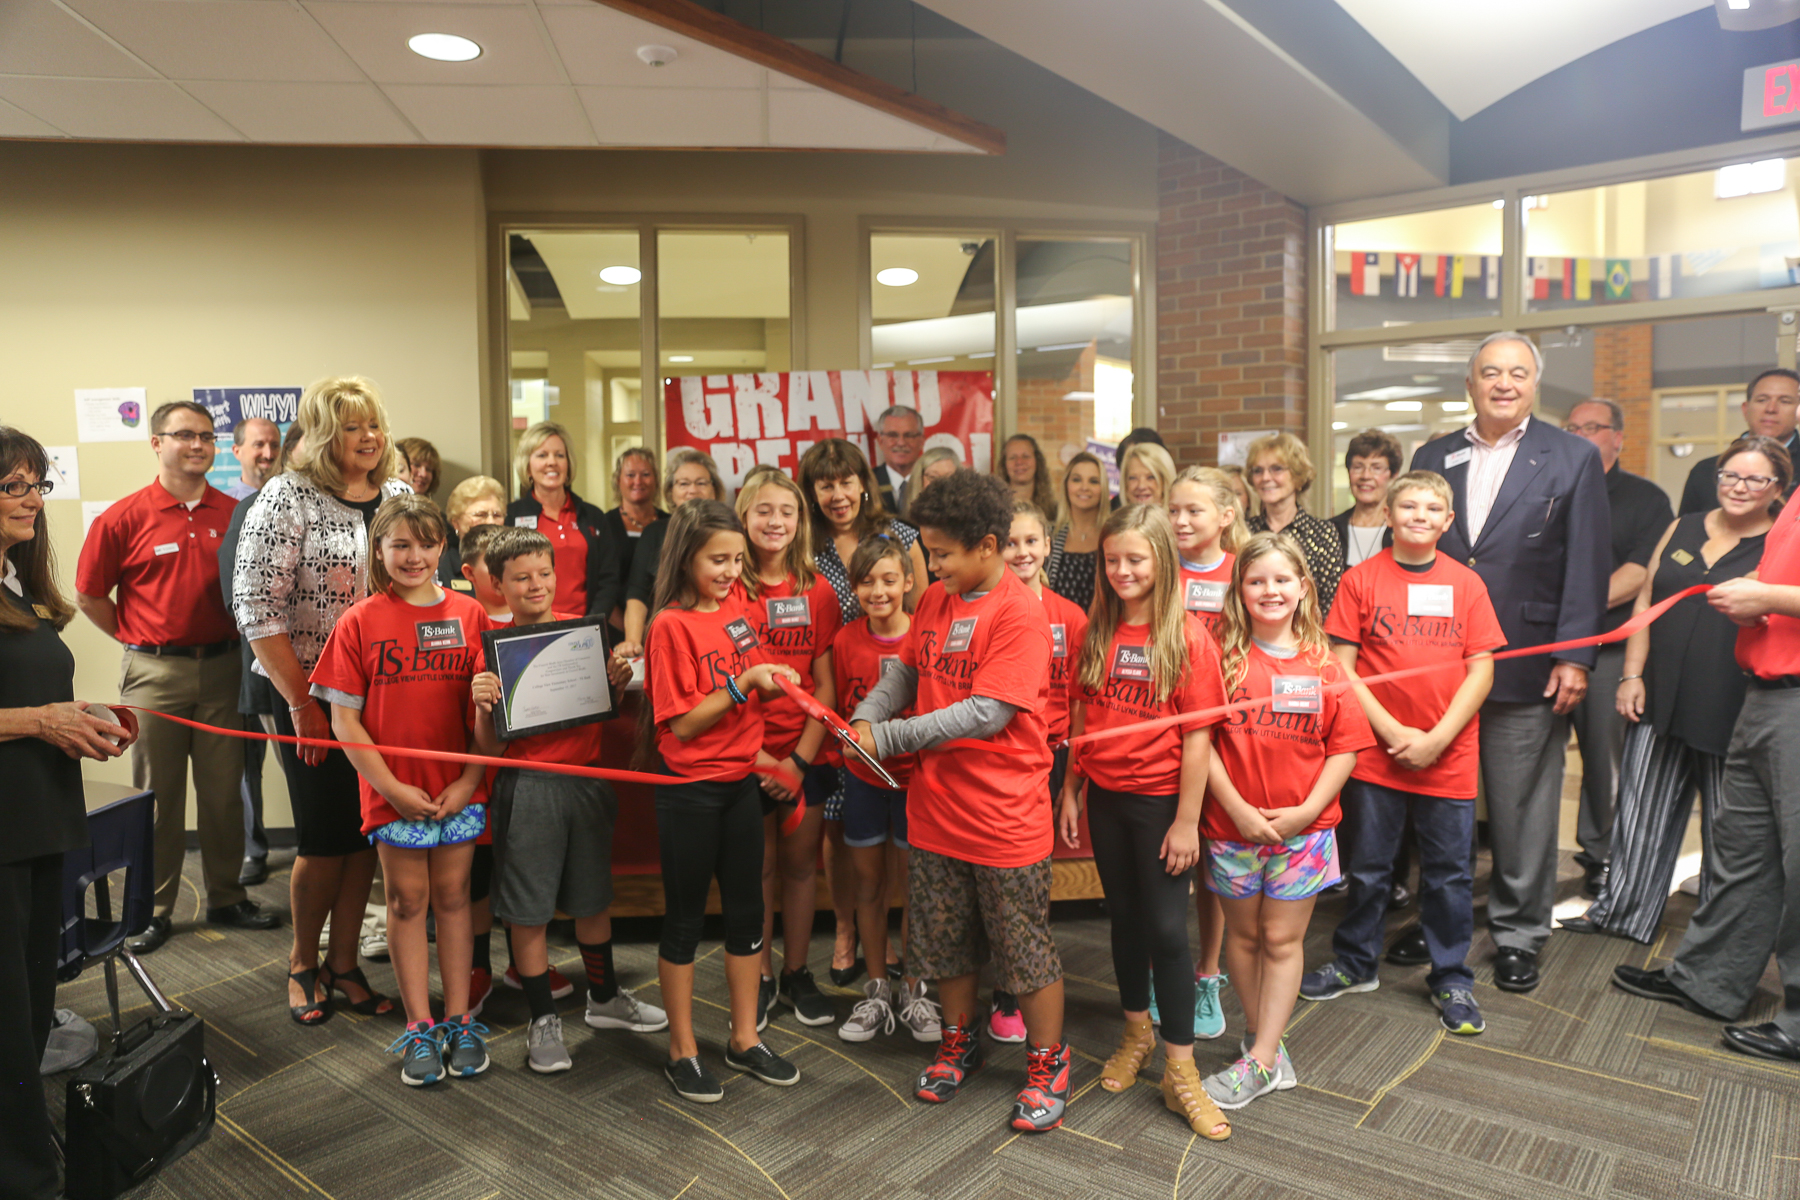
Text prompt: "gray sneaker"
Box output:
[[896, 978, 942, 1043], [1298, 961, 1379, 1002], [527, 1013, 573, 1073], [443, 1017, 490, 1077], [1241, 1036, 1296, 1090], [585, 987, 669, 1033], [838, 978, 895, 1043], [388, 1022, 445, 1088], [1203, 1054, 1279, 1110]]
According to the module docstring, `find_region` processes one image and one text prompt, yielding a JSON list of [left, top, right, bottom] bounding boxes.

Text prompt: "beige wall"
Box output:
[[0, 143, 488, 822]]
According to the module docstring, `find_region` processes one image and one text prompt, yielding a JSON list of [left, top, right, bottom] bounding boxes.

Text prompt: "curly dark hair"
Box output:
[[907, 469, 1014, 551]]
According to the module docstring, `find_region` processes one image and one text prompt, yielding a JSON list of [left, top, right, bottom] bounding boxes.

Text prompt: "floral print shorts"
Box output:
[[1206, 828, 1339, 900]]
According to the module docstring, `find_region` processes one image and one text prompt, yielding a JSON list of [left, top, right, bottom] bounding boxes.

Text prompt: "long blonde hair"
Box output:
[[514, 421, 575, 498], [735, 470, 816, 599], [367, 494, 449, 595], [1218, 531, 1333, 691], [1172, 466, 1247, 555], [293, 376, 401, 498], [1076, 505, 1190, 705]]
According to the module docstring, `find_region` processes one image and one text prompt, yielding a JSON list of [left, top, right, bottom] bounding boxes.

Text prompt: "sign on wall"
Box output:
[[663, 371, 994, 492], [1742, 57, 1800, 132], [193, 386, 302, 491]]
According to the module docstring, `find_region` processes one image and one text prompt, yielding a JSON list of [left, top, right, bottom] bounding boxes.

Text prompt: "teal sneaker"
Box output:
[[1147, 966, 1161, 1026], [387, 1021, 444, 1087], [1194, 972, 1227, 1040]]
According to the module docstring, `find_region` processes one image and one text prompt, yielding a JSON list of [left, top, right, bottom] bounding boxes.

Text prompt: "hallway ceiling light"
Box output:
[[668, 355, 694, 363], [599, 265, 642, 285], [1344, 385, 1438, 402], [876, 268, 919, 286], [408, 34, 482, 63], [1385, 400, 1424, 411], [1443, 400, 1471, 412]]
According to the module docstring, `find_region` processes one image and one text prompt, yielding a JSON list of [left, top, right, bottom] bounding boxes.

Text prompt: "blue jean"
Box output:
[[1332, 779, 1475, 991]]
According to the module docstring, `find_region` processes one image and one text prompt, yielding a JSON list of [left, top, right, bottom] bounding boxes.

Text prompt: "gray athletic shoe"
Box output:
[[443, 1016, 490, 1077], [388, 1022, 445, 1088], [1241, 1036, 1296, 1090], [1203, 1054, 1279, 1110], [838, 978, 895, 1043], [527, 1013, 572, 1074], [585, 987, 669, 1033], [1299, 961, 1379, 1002], [896, 978, 943, 1043]]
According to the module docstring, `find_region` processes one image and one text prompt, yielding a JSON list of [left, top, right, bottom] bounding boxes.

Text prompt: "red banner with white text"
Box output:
[[663, 371, 994, 491]]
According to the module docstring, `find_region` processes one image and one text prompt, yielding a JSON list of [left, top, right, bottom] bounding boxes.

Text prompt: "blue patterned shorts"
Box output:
[[1206, 828, 1338, 900], [370, 803, 487, 850]]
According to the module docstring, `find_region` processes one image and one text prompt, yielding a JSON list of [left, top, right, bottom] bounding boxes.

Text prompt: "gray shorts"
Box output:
[[489, 767, 618, 927]]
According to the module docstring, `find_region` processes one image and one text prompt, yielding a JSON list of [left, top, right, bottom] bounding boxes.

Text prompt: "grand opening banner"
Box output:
[[663, 371, 994, 490]]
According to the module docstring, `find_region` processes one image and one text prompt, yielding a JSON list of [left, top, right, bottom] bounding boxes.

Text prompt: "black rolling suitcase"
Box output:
[[62, 950, 217, 1200]]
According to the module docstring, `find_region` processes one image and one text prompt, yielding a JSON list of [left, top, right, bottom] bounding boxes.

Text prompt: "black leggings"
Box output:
[[1087, 785, 1196, 1045], [655, 776, 765, 965]]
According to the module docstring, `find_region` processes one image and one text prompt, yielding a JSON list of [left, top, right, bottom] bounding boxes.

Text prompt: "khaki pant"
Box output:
[[120, 648, 246, 918]]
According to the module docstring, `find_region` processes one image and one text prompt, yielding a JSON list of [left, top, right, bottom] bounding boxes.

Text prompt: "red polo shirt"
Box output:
[[516, 503, 590, 615], [76, 479, 237, 646], [1736, 496, 1800, 678]]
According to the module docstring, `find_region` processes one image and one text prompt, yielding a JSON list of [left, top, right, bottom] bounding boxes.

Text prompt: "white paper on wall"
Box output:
[[74, 387, 149, 443], [44, 445, 79, 500], [81, 500, 112, 535]]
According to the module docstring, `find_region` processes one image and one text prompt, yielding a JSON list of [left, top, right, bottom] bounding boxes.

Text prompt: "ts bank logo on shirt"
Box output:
[[416, 620, 466, 651], [1110, 643, 1152, 681], [766, 597, 811, 630], [944, 617, 978, 654], [1270, 675, 1322, 714], [1185, 579, 1226, 613], [1051, 624, 1067, 659], [725, 617, 760, 653]]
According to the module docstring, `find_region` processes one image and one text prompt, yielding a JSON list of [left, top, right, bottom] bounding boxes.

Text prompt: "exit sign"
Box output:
[[1744, 58, 1800, 131]]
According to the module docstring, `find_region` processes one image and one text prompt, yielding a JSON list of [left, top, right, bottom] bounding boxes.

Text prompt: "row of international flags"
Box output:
[[1345, 252, 1681, 301]]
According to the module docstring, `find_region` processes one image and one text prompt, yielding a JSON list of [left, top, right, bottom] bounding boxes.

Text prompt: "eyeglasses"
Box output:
[[1718, 470, 1778, 492], [0, 479, 54, 498], [1563, 423, 1616, 437], [157, 430, 219, 446], [1249, 465, 1290, 478], [881, 430, 923, 441]]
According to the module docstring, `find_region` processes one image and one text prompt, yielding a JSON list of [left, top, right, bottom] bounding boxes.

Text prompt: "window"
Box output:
[[1014, 237, 1137, 465], [1327, 200, 1504, 330], [869, 233, 996, 372]]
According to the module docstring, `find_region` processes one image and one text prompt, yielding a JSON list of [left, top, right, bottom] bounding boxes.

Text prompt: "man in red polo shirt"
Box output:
[[76, 400, 280, 954]]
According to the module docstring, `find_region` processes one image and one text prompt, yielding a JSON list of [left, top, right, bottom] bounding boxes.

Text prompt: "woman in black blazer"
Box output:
[[588, 447, 665, 633], [1331, 429, 1400, 567]]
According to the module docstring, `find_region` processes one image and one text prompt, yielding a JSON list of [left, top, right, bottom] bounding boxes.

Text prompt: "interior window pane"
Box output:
[[1014, 237, 1135, 472], [1330, 201, 1504, 330]]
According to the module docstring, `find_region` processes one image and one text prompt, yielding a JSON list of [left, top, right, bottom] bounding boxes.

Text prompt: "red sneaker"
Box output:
[[468, 968, 492, 1019], [1010, 1042, 1071, 1133], [503, 964, 575, 1000], [916, 1020, 984, 1103]]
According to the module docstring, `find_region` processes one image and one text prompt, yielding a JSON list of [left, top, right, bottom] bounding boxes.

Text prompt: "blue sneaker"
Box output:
[[1147, 967, 1160, 1026], [1432, 986, 1486, 1035], [441, 1015, 491, 1076], [1299, 961, 1379, 1002], [1194, 972, 1227, 1040], [387, 1021, 444, 1087]]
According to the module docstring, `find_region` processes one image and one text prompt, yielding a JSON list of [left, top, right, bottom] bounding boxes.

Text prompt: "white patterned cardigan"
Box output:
[[232, 472, 413, 671]]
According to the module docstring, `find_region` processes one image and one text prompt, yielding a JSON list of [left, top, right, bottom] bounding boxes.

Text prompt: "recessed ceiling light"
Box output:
[[876, 268, 919, 287], [408, 33, 481, 62], [1442, 400, 1471, 412], [1384, 400, 1424, 412], [1331, 421, 1348, 430], [668, 355, 694, 363], [599, 265, 641, 285]]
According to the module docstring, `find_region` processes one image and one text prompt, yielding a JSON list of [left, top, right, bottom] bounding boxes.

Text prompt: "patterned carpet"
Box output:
[[44, 848, 1797, 1200]]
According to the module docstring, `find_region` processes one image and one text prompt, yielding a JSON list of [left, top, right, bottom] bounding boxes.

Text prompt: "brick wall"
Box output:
[[1592, 324, 1653, 476], [1156, 133, 1309, 468], [1015, 343, 1096, 469]]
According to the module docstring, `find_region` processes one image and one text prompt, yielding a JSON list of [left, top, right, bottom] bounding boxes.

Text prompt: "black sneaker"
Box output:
[[779, 967, 834, 1027], [724, 1041, 800, 1086], [1011, 1042, 1071, 1133], [916, 1020, 984, 1103], [756, 976, 777, 1032], [665, 1055, 723, 1103]]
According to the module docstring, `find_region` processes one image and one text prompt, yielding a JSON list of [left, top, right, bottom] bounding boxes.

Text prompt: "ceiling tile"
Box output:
[[0, 96, 66, 138], [182, 80, 422, 142], [576, 85, 765, 146], [539, 6, 764, 89], [60, 0, 366, 83], [303, 3, 562, 85], [383, 83, 596, 144], [0, 78, 244, 140], [768, 89, 937, 151], [0, 0, 155, 77]]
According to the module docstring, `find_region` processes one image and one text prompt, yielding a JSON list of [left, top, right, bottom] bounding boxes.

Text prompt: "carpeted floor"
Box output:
[[45, 847, 1797, 1200]]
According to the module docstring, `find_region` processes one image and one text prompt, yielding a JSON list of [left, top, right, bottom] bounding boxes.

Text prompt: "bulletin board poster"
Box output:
[[193, 387, 302, 491], [663, 371, 994, 491]]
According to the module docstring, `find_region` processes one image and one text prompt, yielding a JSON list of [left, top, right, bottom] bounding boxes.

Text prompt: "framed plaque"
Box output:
[[482, 618, 616, 741]]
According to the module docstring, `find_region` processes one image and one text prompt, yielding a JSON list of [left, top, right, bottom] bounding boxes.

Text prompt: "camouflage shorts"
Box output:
[[906, 848, 1062, 995]]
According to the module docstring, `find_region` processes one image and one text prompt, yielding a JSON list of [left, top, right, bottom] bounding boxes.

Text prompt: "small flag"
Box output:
[[1433, 255, 1451, 298], [1605, 258, 1631, 299], [1396, 253, 1420, 297], [1561, 258, 1592, 301], [1448, 255, 1466, 299], [1529, 258, 1552, 300], [1684, 248, 1731, 277], [1481, 256, 1500, 300], [1349, 251, 1380, 296], [1649, 254, 1677, 300]]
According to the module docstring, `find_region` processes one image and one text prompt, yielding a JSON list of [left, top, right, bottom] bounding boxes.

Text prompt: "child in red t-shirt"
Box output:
[[735, 472, 843, 1028], [308, 495, 489, 1088], [1303, 471, 1503, 1036], [471, 528, 665, 1076], [990, 499, 1086, 1044], [1202, 531, 1374, 1113], [450, 522, 510, 1015], [641, 499, 802, 1105], [1059, 504, 1232, 1141], [832, 535, 943, 1046], [1166, 466, 1246, 1038], [847, 471, 1070, 1134]]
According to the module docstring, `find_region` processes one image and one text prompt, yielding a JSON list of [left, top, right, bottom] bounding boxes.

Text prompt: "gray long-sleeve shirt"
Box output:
[[850, 661, 1018, 761]]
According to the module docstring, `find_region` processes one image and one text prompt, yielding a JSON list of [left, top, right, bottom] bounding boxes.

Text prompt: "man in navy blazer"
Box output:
[[1405, 331, 1610, 993]]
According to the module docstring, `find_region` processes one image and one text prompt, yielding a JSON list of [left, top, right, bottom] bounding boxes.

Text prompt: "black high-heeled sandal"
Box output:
[[288, 968, 331, 1026], [321, 963, 395, 1016]]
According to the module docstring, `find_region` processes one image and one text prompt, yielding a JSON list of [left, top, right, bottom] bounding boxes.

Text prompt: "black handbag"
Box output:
[[62, 952, 217, 1200]]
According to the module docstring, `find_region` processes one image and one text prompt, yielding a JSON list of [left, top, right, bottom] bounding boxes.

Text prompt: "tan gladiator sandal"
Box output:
[[1100, 1017, 1157, 1092], [1162, 1057, 1231, 1140]]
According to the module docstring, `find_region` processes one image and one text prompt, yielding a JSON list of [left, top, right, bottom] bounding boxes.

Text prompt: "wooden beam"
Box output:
[[593, 0, 1006, 156]]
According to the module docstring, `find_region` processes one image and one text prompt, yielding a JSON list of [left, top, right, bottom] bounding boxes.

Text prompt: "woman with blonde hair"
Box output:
[[590, 447, 666, 635], [908, 445, 962, 502], [1047, 451, 1107, 611], [505, 421, 607, 617], [1120, 442, 1177, 508], [1244, 432, 1344, 612], [235, 376, 412, 1025]]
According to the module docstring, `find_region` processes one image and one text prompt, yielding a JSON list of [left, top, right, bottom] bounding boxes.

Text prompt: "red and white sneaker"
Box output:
[[1011, 1042, 1071, 1133], [503, 964, 574, 1000], [916, 1020, 984, 1103], [468, 968, 492, 1019]]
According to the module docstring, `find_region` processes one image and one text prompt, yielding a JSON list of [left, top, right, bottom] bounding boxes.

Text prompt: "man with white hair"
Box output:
[[874, 405, 926, 518], [1400, 332, 1611, 993]]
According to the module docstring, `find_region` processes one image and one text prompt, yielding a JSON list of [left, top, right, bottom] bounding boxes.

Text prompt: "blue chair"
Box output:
[[57, 789, 178, 1021]]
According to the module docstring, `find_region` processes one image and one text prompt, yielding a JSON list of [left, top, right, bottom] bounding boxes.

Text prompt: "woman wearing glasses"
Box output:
[[1565, 436, 1791, 941], [1243, 432, 1345, 613]]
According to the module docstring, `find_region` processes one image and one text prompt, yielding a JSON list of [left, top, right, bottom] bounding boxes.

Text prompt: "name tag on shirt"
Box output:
[[766, 596, 810, 630], [879, 654, 903, 678], [1110, 643, 1152, 681], [153, 542, 179, 556], [1444, 447, 1472, 469], [1185, 578, 1227, 613], [1051, 623, 1067, 658], [1271, 675, 1322, 714], [725, 617, 759, 653], [416, 619, 466, 651], [944, 617, 978, 654], [449, 579, 474, 591], [1670, 548, 1695, 566], [1407, 584, 1455, 617], [32, 604, 53, 620], [513, 516, 537, 530]]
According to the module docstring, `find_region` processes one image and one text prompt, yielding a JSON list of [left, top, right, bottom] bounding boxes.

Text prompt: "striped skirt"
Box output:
[[1580, 722, 1721, 944]]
